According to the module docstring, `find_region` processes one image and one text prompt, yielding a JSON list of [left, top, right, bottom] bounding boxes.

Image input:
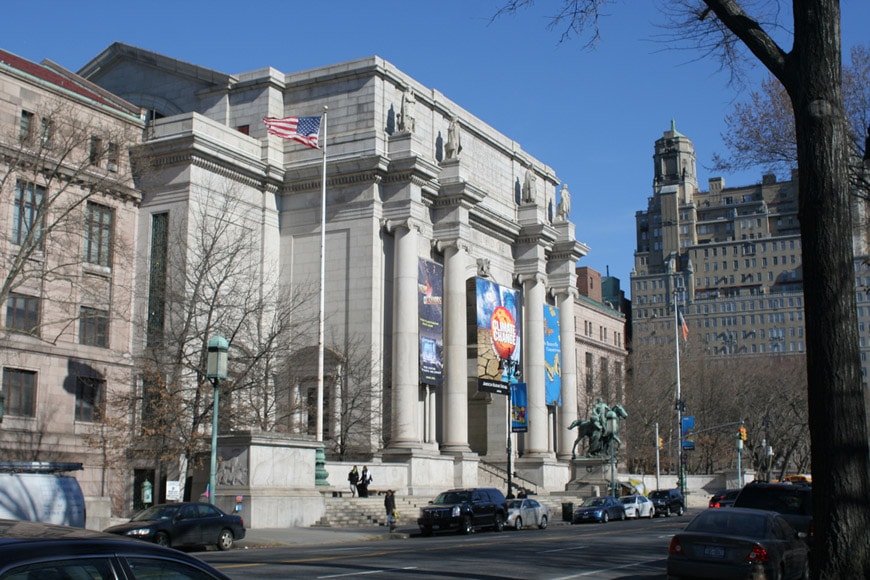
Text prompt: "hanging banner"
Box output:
[[511, 382, 528, 432], [681, 416, 695, 450], [475, 278, 522, 395], [418, 259, 444, 386], [543, 304, 562, 406]]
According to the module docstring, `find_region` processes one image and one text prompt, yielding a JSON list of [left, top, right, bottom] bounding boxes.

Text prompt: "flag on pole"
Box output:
[[263, 115, 322, 148], [678, 308, 689, 341]]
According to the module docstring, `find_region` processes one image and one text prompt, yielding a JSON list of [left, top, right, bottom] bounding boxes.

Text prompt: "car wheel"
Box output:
[[514, 517, 523, 531], [217, 529, 235, 551], [620, 510, 626, 521], [602, 512, 609, 523], [154, 531, 170, 547], [493, 513, 505, 532], [539, 515, 548, 530], [421, 526, 433, 537], [665, 507, 671, 517], [460, 515, 473, 535], [677, 504, 684, 516], [648, 508, 654, 519]]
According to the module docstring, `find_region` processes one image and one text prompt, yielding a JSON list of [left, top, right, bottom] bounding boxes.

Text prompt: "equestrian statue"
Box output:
[[569, 398, 628, 459]]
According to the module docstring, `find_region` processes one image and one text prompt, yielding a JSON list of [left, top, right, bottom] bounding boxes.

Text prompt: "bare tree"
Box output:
[[0, 98, 139, 340], [712, 44, 869, 192], [99, 177, 318, 507], [500, 2, 870, 573]]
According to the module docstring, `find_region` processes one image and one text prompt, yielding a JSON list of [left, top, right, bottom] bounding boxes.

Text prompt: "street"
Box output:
[[198, 514, 690, 579]]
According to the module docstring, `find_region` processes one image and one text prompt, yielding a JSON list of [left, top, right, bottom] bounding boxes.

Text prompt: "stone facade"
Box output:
[[631, 122, 808, 357], [0, 49, 143, 501]]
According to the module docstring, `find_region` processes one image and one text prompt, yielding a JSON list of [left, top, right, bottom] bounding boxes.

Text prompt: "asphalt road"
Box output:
[[198, 513, 691, 579]]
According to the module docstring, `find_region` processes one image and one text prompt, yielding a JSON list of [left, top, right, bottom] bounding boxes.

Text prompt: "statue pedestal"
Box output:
[[565, 457, 614, 497]]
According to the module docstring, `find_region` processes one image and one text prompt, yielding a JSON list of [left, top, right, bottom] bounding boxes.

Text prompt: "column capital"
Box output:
[[382, 217, 422, 235], [432, 238, 468, 254], [515, 272, 547, 287], [550, 286, 579, 301]]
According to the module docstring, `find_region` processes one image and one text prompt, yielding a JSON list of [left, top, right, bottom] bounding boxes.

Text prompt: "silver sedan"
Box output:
[[619, 494, 655, 519], [505, 498, 550, 530]]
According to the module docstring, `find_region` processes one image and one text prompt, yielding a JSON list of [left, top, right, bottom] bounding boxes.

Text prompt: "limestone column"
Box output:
[[440, 242, 471, 453], [556, 288, 579, 459], [388, 220, 421, 449], [522, 273, 549, 456]]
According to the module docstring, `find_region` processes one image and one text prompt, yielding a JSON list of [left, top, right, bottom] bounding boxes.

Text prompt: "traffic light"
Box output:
[[738, 426, 747, 441], [657, 437, 663, 449]]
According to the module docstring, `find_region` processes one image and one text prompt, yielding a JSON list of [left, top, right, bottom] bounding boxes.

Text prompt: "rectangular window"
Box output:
[[85, 202, 113, 267], [106, 142, 119, 172], [89, 136, 103, 165], [19, 110, 34, 141], [6, 293, 40, 335], [79, 306, 109, 347], [2, 368, 37, 417], [147, 213, 169, 346], [12, 181, 45, 247], [75, 376, 105, 422]]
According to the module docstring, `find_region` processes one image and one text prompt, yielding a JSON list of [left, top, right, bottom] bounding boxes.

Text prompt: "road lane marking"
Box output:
[[318, 567, 418, 578]]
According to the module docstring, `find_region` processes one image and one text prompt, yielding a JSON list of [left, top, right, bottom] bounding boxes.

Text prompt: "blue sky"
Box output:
[[5, 1, 868, 295]]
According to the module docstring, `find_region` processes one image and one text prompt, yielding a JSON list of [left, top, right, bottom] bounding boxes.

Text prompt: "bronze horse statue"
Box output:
[[569, 404, 628, 459]]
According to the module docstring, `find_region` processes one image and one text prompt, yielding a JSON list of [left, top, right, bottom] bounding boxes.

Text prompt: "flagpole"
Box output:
[[674, 289, 683, 496], [316, 106, 328, 443]]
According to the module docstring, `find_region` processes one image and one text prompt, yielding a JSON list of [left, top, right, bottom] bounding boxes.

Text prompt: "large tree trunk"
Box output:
[[785, 1, 870, 577]]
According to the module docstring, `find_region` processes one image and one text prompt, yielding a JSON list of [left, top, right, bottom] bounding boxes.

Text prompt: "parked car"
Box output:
[[619, 494, 655, 518], [0, 518, 232, 579], [571, 496, 626, 524], [733, 482, 813, 546], [667, 507, 810, 580], [709, 489, 740, 508], [103, 502, 245, 551], [417, 488, 507, 536], [649, 488, 685, 517], [505, 498, 549, 530]]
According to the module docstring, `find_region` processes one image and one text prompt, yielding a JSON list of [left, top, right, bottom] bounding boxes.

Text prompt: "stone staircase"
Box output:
[[315, 495, 427, 528]]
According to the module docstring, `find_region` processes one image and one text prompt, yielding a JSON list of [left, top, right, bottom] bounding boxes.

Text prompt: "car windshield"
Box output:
[[434, 491, 470, 505], [582, 498, 606, 507], [131, 505, 179, 521], [619, 497, 635, 504], [649, 491, 670, 500], [689, 510, 769, 537], [506, 500, 523, 509]]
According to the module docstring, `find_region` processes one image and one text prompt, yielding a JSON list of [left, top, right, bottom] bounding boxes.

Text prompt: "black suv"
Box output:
[[733, 482, 813, 545], [417, 488, 507, 535], [649, 488, 685, 517]]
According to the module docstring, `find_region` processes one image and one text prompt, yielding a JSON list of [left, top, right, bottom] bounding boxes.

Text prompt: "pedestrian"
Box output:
[[384, 489, 397, 532], [357, 465, 372, 498], [347, 465, 359, 497]]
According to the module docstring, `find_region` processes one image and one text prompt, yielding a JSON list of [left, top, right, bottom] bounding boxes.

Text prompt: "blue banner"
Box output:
[[543, 305, 562, 406], [681, 416, 695, 450], [418, 259, 443, 386], [511, 382, 528, 432]]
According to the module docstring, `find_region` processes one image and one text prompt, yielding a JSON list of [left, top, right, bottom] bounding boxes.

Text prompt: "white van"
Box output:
[[0, 462, 86, 528]]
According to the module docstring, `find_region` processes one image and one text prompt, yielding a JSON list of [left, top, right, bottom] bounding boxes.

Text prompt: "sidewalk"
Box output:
[[237, 525, 412, 548]]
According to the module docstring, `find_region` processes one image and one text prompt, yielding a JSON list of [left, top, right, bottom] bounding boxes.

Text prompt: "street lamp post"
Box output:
[[206, 336, 229, 506]]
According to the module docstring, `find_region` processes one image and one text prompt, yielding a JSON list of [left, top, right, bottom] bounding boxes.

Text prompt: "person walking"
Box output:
[[384, 489, 397, 532], [358, 466, 372, 498], [347, 465, 359, 497]]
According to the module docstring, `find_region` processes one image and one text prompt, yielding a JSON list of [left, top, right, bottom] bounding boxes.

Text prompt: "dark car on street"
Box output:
[[571, 496, 626, 524], [732, 482, 813, 546], [649, 488, 685, 517], [667, 507, 810, 580], [0, 518, 232, 579], [104, 502, 245, 551], [417, 488, 507, 535], [709, 489, 741, 508]]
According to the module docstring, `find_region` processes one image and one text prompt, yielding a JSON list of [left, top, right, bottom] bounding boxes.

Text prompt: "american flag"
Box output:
[[678, 308, 689, 341], [263, 115, 321, 148]]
